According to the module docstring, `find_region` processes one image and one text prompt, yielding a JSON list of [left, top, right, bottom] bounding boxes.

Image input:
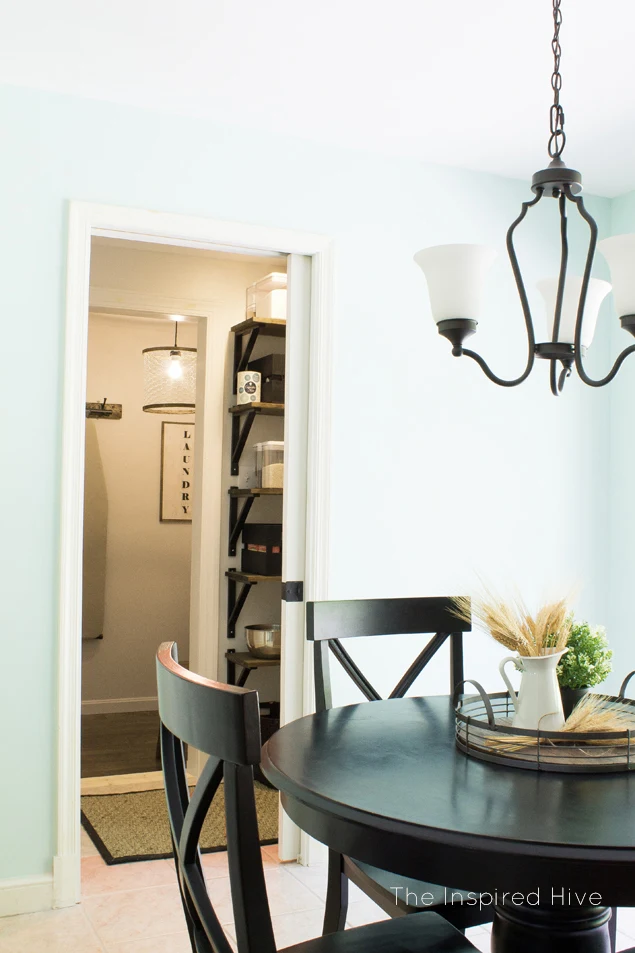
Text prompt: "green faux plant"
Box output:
[[557, 619, 612, 690]]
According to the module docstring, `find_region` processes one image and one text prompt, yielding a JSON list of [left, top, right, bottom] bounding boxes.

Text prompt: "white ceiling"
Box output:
[[2, 0, 634, 197]]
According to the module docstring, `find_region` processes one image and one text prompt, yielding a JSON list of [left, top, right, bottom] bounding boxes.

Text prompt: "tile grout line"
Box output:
[[80, 903, 109, 953], [281, 864, 328, 904]]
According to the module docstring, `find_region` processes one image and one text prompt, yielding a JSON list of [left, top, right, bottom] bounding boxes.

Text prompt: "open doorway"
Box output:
[[57, 205, 333, 907], [79, 238, 289, 860]]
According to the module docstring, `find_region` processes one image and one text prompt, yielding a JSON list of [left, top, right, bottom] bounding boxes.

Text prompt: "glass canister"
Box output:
[[255, 441, 284, 488]]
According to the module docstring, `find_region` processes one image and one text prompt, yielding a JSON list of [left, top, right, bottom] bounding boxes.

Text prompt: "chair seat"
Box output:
[[285, 910, 477, 953], [349, 860, 491, 929]]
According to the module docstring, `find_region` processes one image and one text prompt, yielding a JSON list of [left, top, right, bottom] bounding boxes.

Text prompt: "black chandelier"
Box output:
[[415, 0, 635, 396]]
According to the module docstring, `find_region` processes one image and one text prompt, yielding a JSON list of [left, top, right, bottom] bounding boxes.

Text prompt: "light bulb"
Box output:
[[167, 350, 183, 380]]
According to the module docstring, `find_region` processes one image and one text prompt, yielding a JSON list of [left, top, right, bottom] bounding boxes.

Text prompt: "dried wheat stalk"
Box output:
[[452, 589, 572, 657]]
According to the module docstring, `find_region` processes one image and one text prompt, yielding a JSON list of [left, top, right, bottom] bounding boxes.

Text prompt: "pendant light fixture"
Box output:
[[414, 0, 635, 396], [142, 318, 197, 414]]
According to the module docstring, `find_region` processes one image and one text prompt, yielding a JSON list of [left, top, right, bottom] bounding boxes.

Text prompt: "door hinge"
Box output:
[[281, 581, 304, 602]]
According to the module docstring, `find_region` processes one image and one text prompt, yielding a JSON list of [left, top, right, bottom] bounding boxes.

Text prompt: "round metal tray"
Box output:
[[454, 673, 635, 773]]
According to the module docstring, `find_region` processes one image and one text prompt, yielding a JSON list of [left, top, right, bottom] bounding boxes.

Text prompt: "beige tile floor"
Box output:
[[1, 834, 634, 952]]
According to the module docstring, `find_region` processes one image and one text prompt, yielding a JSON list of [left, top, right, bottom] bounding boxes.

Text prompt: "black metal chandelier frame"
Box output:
[[437, 0, 635, 397]]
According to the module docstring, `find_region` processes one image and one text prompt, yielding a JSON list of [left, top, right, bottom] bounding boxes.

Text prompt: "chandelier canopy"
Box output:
[[415, 0, 635, 396]]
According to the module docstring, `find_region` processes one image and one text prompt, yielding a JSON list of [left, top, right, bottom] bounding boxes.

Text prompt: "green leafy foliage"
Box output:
[[557, 619, 612, 689]]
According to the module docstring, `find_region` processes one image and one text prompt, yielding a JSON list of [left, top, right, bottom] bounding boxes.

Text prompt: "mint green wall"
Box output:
[[0, 83, 613, 881], [607, 190, 635, 691]]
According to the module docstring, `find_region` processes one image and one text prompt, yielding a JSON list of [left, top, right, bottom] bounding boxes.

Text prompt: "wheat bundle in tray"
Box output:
[[452, 589, 572, 657]]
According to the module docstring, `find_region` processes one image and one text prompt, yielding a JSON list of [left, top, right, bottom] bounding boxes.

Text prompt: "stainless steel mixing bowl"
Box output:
[[245, 623, 281, 659]]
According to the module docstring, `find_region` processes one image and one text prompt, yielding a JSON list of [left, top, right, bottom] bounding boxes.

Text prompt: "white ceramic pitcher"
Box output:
[[499, 650, 568, 731]]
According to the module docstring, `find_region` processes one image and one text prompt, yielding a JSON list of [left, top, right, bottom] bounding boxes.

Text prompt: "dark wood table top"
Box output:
[[262, 696, 635, 902]]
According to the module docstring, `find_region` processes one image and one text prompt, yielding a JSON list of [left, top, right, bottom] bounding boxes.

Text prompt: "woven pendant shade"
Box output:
[[142, 346, 197, 414]]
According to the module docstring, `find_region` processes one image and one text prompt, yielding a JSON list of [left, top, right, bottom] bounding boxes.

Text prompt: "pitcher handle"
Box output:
[[499, 656, 521, 709]]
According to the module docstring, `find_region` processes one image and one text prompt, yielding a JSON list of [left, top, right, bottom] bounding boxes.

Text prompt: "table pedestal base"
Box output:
[[492, 900, 612, 952]]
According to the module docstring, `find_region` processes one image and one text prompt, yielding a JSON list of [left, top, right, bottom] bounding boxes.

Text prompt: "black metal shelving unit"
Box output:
[[226, 318, 285, 642]]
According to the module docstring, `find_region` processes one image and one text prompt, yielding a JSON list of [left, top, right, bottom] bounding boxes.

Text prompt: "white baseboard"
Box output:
[[53, 854, 80, 908], [81, 696, 158, 715], [0, 874, 54, 917]]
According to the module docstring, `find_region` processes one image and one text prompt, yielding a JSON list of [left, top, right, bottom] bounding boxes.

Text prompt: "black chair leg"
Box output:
[[609, 906, 617, 953], [322, 849, 348, 935]]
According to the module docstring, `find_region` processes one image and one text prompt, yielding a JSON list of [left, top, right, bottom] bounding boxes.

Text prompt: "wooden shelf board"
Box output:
[[229, 487, 283, 497], [231, 317, 286, 338], [229, 402, 284, 416], [226, 570, 282, 584], [225, 651, 280, 669]]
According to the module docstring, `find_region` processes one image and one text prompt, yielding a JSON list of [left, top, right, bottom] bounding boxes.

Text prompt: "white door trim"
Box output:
[[56, 202, 334, 906]]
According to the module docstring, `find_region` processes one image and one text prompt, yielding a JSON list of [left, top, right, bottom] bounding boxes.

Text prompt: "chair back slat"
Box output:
[[450, 631, 465, 692], [156, 642, 275, 953], [329, 640, 382, 702], [160, 722, 190, 845], [160, 720, 228, 953], [313, 641, 333, 713], [225, 763, 277, 953], [308, 597, 471, 712], [388, 633, 448, 698], [179, 755, 224, 866]]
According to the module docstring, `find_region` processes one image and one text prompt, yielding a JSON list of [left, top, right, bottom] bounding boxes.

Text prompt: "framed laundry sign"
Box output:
[[160, 422, 195, 522]]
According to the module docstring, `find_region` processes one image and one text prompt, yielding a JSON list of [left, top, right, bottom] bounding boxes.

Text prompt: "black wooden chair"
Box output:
[[307, 596, 495, 936], [156, 640, 478, 953]]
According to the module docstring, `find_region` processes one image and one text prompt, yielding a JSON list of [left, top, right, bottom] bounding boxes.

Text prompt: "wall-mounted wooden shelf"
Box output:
[[232, 319, 286, 403], [228, 486, 283, 557], [229, 402, 285, 415], [225, 650, 280, 687], [231, 317, 286, 338], [229, 403, 285, 475], [226, 570, 282, 584], [229, 487, 283, 497], [225, 569, 282, 640]]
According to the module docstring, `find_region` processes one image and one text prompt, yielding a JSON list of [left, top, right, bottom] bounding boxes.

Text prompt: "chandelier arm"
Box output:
[[459, 348, 533, 387], [552, 359, 572, 395], [566, 187, 635, 387], [456, 191, 544, 388], [549, 360, 559, 397], [546, 194, 573, 397], [552, 193, 569, 344]]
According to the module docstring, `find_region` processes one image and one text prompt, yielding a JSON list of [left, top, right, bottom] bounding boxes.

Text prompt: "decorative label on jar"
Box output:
[[237, 371, 261, 404]]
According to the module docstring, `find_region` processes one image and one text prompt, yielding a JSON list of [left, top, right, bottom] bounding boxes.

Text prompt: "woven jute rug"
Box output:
[[81, 781, 278, 865]]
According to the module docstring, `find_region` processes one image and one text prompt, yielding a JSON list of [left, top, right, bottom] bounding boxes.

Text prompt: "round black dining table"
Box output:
[[261, 695, 635, 952]]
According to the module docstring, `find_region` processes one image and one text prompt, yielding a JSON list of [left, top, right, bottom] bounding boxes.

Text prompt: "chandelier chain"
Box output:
[[548, 0, 566, 159]]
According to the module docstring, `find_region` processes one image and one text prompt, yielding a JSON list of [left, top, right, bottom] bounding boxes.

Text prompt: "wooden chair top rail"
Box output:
[[156, 641, 261, 766], [307, 596, 471, 642]]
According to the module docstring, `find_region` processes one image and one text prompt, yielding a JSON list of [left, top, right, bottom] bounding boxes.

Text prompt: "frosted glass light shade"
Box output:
[[142, 347, 197, 413], [536, 276, 612, 349], [597, 234, 635, 318], [413, 244, 497, 323]]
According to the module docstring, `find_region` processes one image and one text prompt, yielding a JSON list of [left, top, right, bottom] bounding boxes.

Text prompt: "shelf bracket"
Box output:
[[228, 494, 255, 556], [230, 410, 257, 476], [227, 576, 255, 639], [232, 327, 261, 394]]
